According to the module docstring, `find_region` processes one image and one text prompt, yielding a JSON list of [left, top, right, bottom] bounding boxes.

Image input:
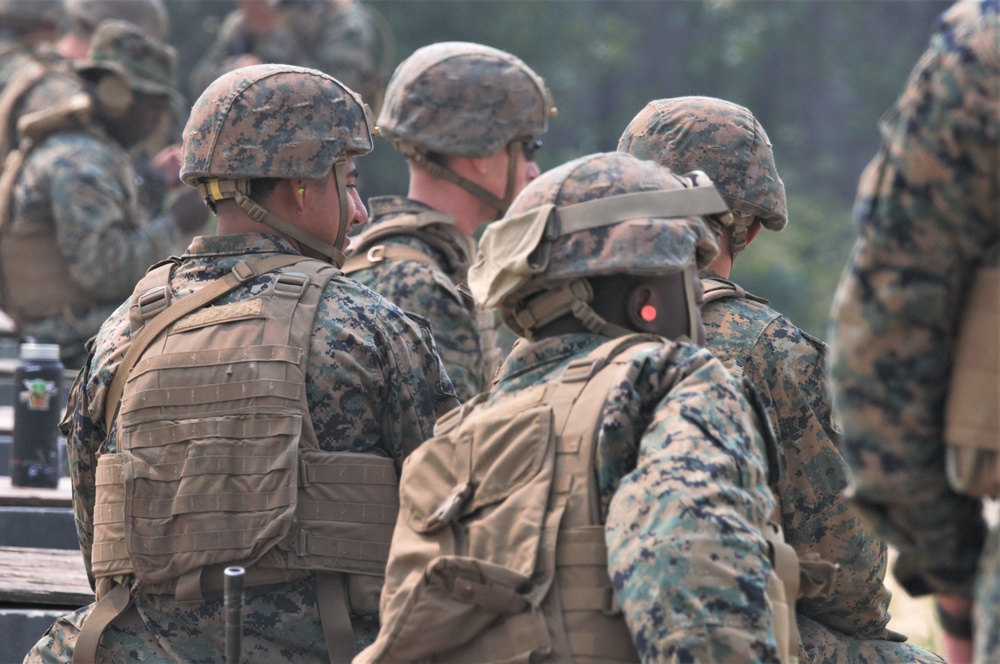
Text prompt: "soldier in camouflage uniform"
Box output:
[[0, 0, 179, 219], [343, 42, 554, 400], [360, 151, 788, 663], [25, 63, 458, 664], [0, 0, 61, 95], [619, 96, 943, 663], [829, 1, 999, 662], [0, 21, 208, 369], [190, 0, 391, 110]]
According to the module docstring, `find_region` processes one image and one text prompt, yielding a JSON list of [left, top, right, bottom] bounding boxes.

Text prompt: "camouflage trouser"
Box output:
[[24, 579, 379, 663], [797, 614, 945, 663]]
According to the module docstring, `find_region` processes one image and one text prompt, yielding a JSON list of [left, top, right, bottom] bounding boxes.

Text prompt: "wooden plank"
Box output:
[[0, 476, 72, 508], [0, 546, 93, 607]]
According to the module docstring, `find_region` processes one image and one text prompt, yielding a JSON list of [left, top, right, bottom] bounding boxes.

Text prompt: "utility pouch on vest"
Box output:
[[945, 259, 1000, 498], [360, 336, 665, 664]]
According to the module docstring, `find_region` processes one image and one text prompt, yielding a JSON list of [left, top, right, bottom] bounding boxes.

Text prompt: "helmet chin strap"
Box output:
[[401, 140, 522, 221], [195, 177, 348, 267]]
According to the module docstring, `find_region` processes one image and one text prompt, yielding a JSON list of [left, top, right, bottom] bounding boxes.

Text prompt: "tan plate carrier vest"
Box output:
[[945, 245, 1000, 497], [76, 256, 399, 664], [360, 334, 804, 664]]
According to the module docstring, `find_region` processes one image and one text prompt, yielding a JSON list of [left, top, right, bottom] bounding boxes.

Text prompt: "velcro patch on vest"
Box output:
[[173, 298, 264, 332]]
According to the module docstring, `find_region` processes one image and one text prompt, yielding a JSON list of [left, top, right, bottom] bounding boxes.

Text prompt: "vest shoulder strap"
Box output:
[[701, 276, 769, 306]]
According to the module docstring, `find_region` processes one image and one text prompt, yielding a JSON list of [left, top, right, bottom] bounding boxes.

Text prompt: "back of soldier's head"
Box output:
[[378, 41, 553, 159], [0, 0, 62, 37], [65, 0, 171, 40], [470, 151, 727, 340], [618, 96, 787, 237]]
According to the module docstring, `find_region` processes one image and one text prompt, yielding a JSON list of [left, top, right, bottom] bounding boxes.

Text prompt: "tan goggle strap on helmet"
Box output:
[[552, 181, 729, 238], [512, 278, 632, 341], [472, 178, 731, 313], [195, 176, 347, 267], [399, 142, 516, 219]]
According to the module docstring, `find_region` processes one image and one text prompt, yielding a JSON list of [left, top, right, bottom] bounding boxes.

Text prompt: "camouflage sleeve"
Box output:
[[307, 277, 459, 471], [606, 346, 779, 663], [39, 138, 181, 302], [63, 361, 99, 584], [829, 1, 998, 598], [367, 261, 484, 402], [745, 320, 892, 637]]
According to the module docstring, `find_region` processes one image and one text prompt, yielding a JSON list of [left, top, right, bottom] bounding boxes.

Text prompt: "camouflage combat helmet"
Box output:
[[181, 64, 374, 266], [378, 41, 556, 217], [469, 151, 728, 340], [65, 0, 170, 40], [618, 96, 787, 258], [0, 0, 61, 34], [75, 20, 177, 98]]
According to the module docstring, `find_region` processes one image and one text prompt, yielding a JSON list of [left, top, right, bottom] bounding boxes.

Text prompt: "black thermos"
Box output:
[[10, 342, 63, 488]]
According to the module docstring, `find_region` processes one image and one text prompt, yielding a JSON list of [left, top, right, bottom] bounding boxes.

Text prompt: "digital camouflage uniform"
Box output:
[[25, 234, 458, 663], [347, 43, 554, 398], [361, 152, 786, 663], [0, 0, 61, 94], [190, 0, 386, 107], [829, 0, 999, 660], [346, 195, 485, 400], [0, 22, 186, 369], [619, 96, 943, 663], [25, 63, 459, 663]]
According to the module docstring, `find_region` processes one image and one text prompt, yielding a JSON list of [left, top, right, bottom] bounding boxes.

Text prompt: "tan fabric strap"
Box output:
[[103, 254, 306, 439], [514, 279, 634, 341], [401, 143, 511, 217], [317, 573, 357, 664], [196, 177, 347, 266], [553, 186, 729, 238], [764, 521, 801, 661], [73, 582, 133, 664], [341, 244, 440, 274]]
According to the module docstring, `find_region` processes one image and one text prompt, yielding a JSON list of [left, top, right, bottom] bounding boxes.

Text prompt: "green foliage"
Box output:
[[733, 190, 858, 340], [164, 0, 953, 335]]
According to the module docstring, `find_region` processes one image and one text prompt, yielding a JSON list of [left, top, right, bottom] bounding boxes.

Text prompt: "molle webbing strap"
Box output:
[[341, 245, 440, 274], [317, 573, 356, 664], [103, 254, 306, 437], [547, 334, 662, 662]]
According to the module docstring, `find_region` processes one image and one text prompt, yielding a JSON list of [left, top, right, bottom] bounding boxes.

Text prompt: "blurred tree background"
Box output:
[[165, 0, 951, 339]]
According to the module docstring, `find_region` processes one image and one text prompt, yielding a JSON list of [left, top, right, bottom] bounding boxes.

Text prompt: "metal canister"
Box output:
[[10, 342, 63, 488]]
